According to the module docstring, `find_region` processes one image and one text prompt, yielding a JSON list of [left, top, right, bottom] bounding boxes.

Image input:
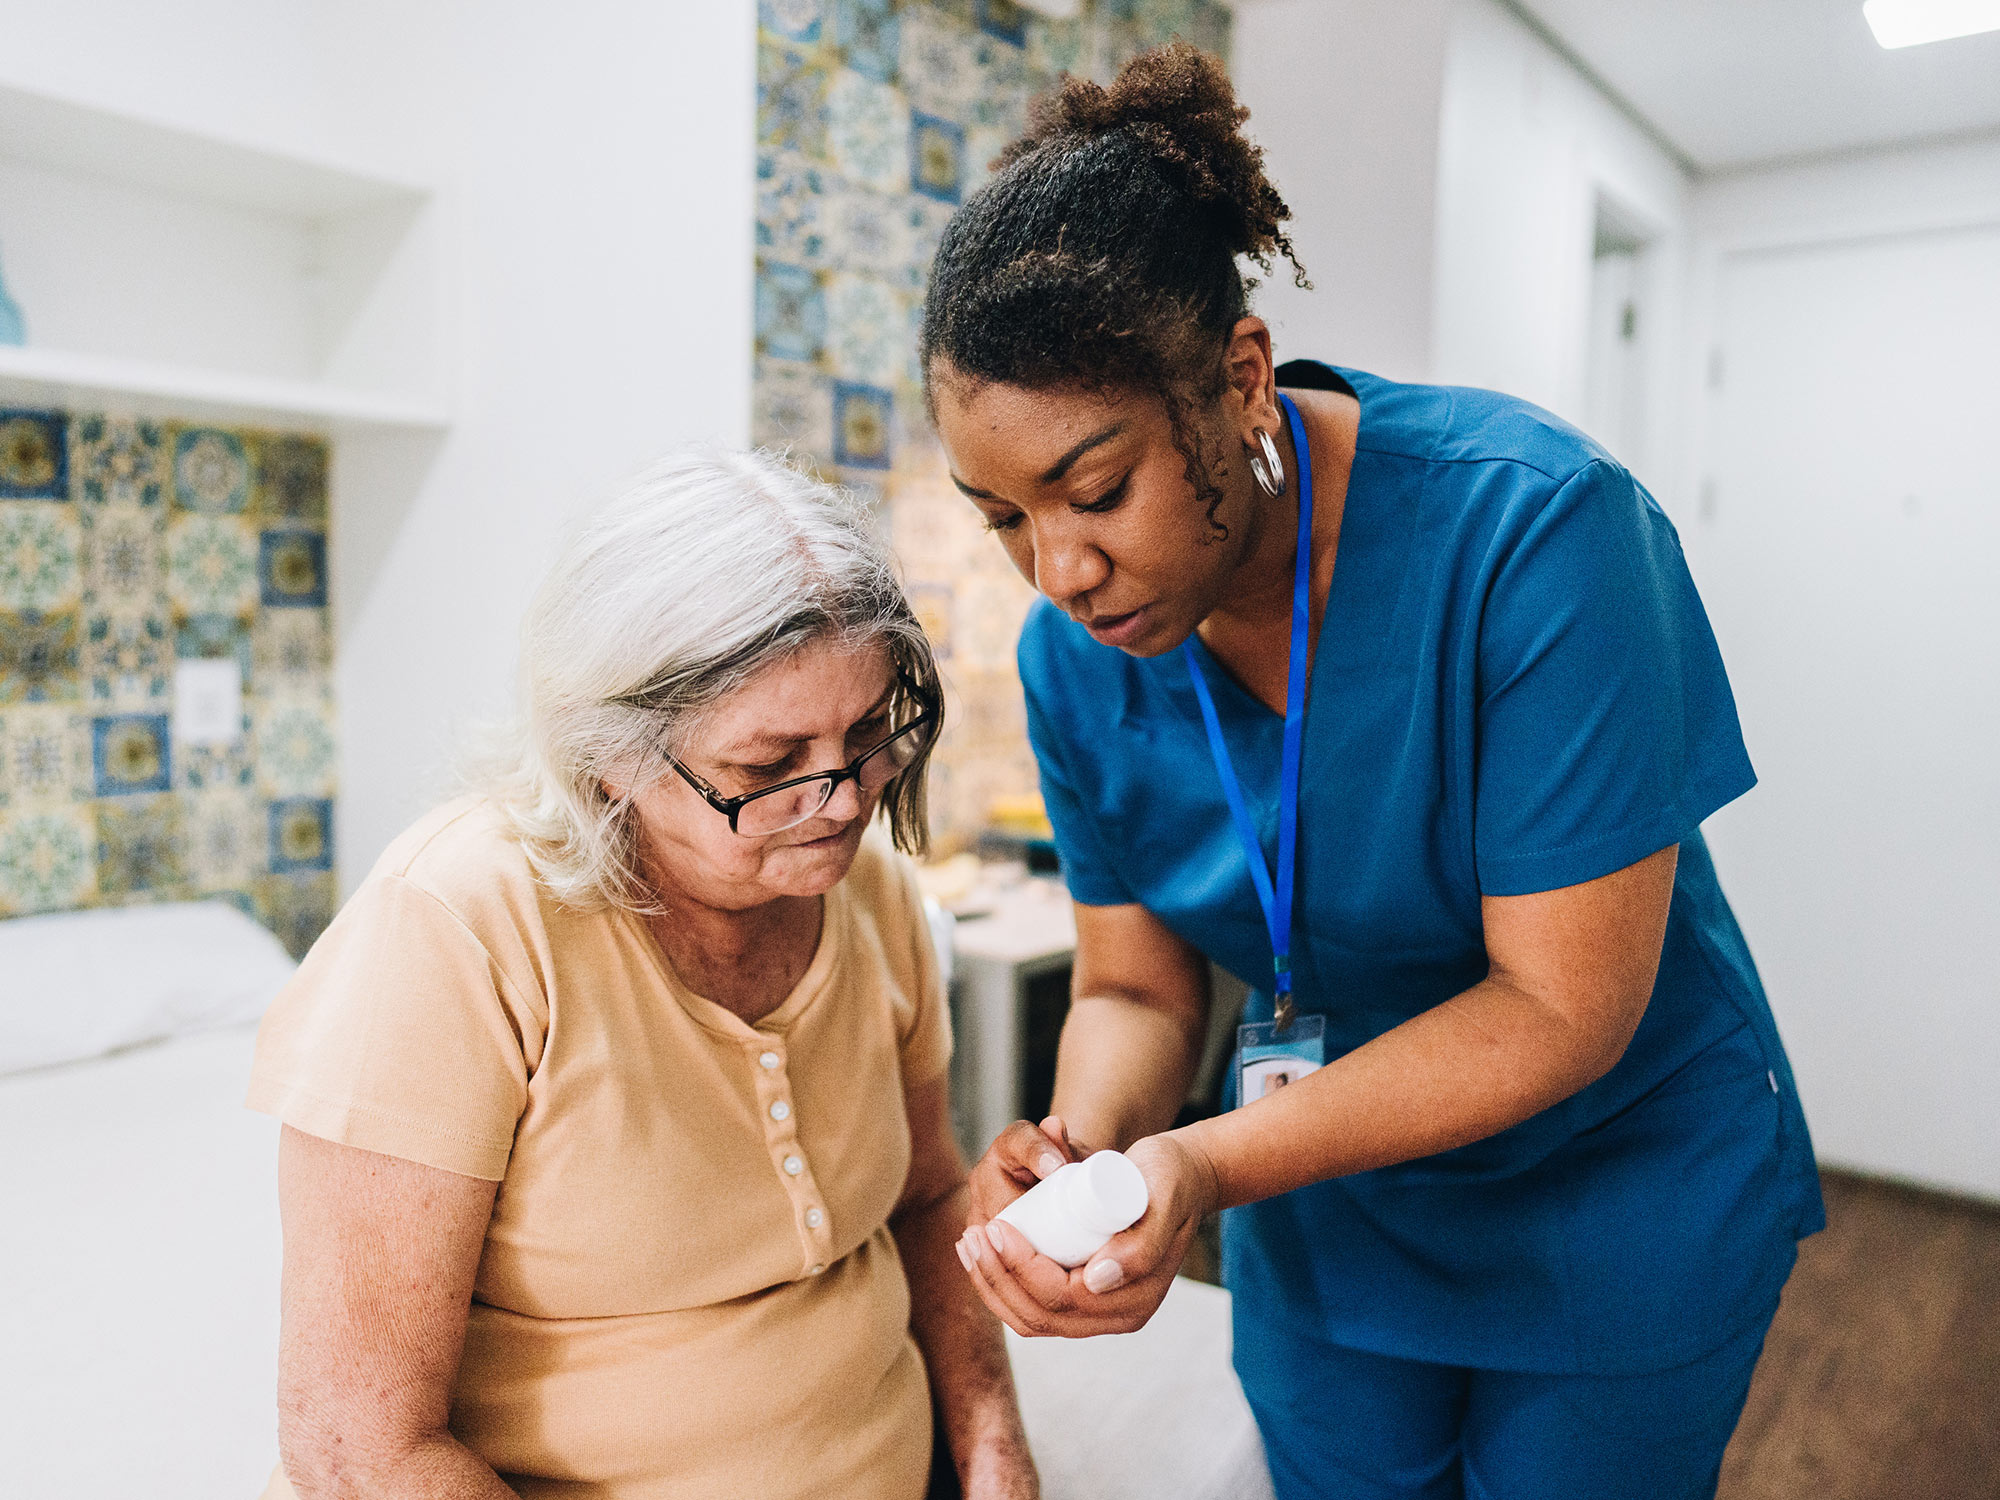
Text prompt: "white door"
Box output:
[[1696, 223, 2000, 1199]]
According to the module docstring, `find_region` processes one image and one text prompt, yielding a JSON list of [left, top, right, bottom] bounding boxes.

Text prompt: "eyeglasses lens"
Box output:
[[730, 717, 933, 836], [857, 720, 928, 792], [735, 777, 836, 837]]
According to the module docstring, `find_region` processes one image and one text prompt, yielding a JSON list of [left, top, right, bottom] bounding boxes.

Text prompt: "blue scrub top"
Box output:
[[1018, 363, 1824, 1377]]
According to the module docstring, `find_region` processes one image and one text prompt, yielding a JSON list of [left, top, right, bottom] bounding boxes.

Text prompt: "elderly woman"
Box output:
[[247, 453, 1038, 1499]]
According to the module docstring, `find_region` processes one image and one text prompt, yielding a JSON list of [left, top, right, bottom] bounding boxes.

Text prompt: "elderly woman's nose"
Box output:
[[823, 775, 865, 822]]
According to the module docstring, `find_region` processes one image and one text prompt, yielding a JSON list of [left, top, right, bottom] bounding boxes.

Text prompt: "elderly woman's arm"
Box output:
[[275, 1127, 516, 1499], [893, 1076, 1039, 1499]]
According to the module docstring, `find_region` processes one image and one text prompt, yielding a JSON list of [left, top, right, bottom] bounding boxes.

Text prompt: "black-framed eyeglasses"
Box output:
[[666, 709, 937, 837]]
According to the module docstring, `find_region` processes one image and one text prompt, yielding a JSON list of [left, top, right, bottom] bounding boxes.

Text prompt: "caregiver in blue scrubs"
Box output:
[[923, 44, 1823, 1500]]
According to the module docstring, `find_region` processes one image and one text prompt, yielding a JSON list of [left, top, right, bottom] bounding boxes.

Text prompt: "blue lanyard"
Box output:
[[1182, 393, 1313, 1030]]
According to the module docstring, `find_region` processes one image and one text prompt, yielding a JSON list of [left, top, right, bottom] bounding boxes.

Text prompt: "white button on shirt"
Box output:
[[770, 1100, 791, 1122], [783, 1154, 804, 1176], [759, 1051, 782, 1071], [806, 1207, 824, 1228]]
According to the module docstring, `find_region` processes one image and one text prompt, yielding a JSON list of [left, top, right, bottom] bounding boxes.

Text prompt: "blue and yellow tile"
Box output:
[[167, 513, 259, 618], [80, 501, 167, 613], [825, 184, 918, 278], [84, 612, 171, 709], [910, 112, 966, 203], [759, 149, 838, 267], [826, 273, 909, 387], [94, 794, 187, 900], [833, 381, 895, 470], [828, 69, 912, 194], [0, 804, 94, 914], [253, 696, 337, 799], [184, 785, 261, 893], [268, 796, 333, 873], [0, 609, 82, 703], [753, 358, 837, 464], [759, 42, 831, 157], [0, 704, 91, 808], [837, 0, 901, 82], [91, 712, 172, 796], [170, 426, 254, 513], [0, 405, 333, 938], [899, 10, 978, 122], [71, 415, 165, 506], [250, 609, 330, 695], [757, 261, 829, 363], [258, 529, 327, 610], [254, 434, 329, 524], [0, 410, 67, 500], [0, 500, 82, 614]]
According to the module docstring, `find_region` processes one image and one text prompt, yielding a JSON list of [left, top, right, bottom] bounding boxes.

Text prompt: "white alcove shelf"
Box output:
[[0, 79, 451, 437]]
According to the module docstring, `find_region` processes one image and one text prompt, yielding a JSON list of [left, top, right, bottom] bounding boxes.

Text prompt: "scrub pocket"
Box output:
[[1553, 1025, 1802, 1372]]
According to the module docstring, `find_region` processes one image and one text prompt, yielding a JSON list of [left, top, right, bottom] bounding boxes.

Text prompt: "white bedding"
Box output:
[[1008, 1277, 1275, 1500], [0, 1025, 1269, 1500], [0, 1024, 281, 1500]]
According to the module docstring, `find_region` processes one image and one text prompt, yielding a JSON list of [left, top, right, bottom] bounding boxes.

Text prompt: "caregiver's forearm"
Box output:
[[1173, 970, 1641, 1209], [894, 1183, 1034, 1481], [1048, 993, 1204, 1154]]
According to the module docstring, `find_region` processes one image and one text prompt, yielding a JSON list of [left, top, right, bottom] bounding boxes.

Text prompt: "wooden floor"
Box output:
[[1182, 1170, 2000, 1497], [1721, 1170, 2000, 1500]]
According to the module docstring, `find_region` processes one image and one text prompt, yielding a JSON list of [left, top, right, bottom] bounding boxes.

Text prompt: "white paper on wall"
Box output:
[[173, 658, 244, 747]]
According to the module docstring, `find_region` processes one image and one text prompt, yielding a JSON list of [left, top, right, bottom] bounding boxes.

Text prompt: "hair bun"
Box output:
[[1000, 41, 1301, 279]]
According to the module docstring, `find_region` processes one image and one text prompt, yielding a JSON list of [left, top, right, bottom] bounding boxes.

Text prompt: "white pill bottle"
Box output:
[[994, 1150, 1151, 1268]]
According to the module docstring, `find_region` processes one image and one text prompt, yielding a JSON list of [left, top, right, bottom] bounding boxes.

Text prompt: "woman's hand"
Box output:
[[966, 1115, 1083, 1227], [955, 1130, 1219, 1339]]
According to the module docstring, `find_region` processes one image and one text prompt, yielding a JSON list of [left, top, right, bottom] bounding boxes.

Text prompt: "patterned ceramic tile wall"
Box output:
[[752, 0, 1230, 846], [0, 407, 335, 956]]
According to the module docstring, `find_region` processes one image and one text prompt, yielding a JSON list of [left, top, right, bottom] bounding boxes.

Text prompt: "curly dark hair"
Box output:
[[919, 42, 1308, 535]]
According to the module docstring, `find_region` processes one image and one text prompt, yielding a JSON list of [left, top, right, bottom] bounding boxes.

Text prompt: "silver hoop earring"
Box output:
[[1248, 427, 1285, 497]]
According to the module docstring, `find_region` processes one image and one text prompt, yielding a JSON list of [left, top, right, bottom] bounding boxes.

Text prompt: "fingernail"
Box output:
[[1084, 1258, 1125, 1294], [955, 1240, 972, 1272], [1036, 1152, 1064, 1177], [985, 1222, 1008, 1254]]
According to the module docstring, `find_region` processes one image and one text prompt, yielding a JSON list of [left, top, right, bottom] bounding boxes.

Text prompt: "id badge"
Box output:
[[1237, 1014, 1326, 1105]]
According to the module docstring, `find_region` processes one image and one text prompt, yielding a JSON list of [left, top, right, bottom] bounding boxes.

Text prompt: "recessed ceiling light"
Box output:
[[1862, 0, 2000, 48]]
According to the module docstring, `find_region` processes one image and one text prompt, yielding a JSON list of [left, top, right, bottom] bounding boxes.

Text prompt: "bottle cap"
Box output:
[[1070, 1151, 1149, 1238]]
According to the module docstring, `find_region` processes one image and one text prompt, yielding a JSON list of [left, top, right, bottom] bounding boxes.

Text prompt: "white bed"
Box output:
[[0, 904, 1270, 1500], [0, 1024, 283, 1499]]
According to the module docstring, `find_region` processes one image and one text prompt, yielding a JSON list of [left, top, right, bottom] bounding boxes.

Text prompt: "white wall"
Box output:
[[1682, 135, 2000, 1201], [0, 0, 329, 157], [1428, 0, 1690, 495], [0, 0, 756, 888], [309, 1, 756, 883], [1230, 0, 1450, 382]]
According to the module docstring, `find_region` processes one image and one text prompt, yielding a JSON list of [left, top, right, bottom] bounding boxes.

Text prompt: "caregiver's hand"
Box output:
[[957, 1131, 1218, 1338]]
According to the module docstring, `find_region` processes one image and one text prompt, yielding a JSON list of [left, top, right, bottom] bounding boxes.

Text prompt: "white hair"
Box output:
[[483, 449, 941, 911]]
